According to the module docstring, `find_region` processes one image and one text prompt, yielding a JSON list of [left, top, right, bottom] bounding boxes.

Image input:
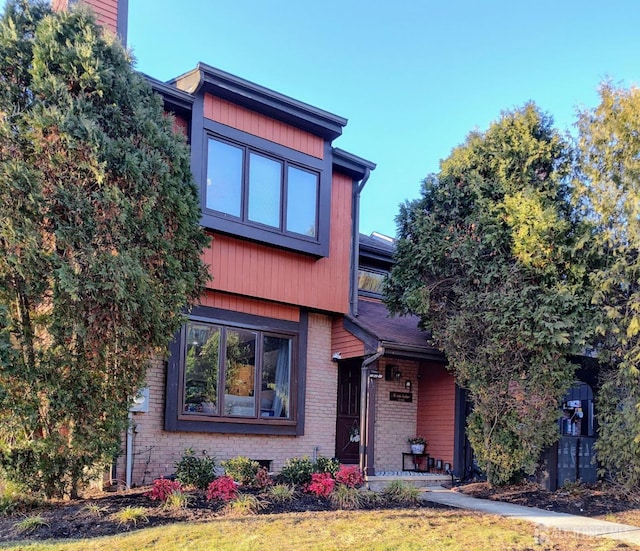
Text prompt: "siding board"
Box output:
[[199, 290, 299, 322], [204, 94, 324, 159], [417, 363, 456, 468]]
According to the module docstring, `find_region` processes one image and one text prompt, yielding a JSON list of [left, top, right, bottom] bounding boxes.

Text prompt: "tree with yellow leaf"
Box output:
[[386, 104, 593, 485], [576, 83, 640, 490]]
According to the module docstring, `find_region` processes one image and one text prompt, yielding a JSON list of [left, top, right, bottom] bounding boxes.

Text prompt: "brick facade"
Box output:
[[116, 312, 338, 485], [372, 359, 420, 472]]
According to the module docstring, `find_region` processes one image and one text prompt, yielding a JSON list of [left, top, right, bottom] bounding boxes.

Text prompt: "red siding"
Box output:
[[172, 115, 188, 137], [201, 170, 353, 314], [204, 94, 324, 159], [82, 0, 118, 35], [331, 317, 365, 359], [417, 363, 456, 469], [198, 290, 300, 322], [53, 0, 119, 36]]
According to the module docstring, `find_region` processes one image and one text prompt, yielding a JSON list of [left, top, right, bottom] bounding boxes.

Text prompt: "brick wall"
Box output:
[[372, 359, 420, 472], [116, 312, 338, 486]]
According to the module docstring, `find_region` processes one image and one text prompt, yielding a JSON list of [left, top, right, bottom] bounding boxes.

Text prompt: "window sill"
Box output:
[[166, 417, 299, 436], [201, 211, 328, 257]]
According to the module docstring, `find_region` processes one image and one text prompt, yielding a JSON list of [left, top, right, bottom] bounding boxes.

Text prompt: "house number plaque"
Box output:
[[390, 391, 412, 402]]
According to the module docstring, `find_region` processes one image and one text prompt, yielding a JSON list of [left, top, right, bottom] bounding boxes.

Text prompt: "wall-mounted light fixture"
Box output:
[[404, 380, 412, 391]]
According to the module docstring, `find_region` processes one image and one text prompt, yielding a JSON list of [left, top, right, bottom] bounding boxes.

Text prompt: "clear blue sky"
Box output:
[[71, 2, 640, 236]]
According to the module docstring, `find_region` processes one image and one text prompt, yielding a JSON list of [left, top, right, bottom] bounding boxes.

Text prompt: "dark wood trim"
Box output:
[[453, 384, 467, 478], [164, 306, 306, 436], [117, 0, 128, 44], [332, 147, 376, 180], [296, 311, 308, 436], [192, 63, 347, 140]]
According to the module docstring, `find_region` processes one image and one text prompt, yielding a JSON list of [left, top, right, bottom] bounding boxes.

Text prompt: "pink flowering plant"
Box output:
[[145, 478, 183, 502], [334, 464, 364, 488], [304, 472, 335, 497], [206, 475, 238, 502]]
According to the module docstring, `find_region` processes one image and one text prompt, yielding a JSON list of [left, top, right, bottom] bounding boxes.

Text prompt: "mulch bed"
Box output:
[[2, 481, 638, 543], [0, 486, 445, 543], [453, 481, 640, 517]]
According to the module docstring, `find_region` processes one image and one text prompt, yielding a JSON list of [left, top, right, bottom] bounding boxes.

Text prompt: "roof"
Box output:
[[359, 232, 395, 262], [346, 299, 445, 362], [171, 63, 347, 140]]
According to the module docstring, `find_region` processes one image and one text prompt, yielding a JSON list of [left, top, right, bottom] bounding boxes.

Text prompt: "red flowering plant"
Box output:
[[304, 472, 335, 497], [206, 475, 238, 502], [334, 465, 364, 488], [145, 478, 183, 502]]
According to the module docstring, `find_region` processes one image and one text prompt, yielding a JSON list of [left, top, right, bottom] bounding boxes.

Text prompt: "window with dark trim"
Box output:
[[357, 267, 387, 297], [195, 118, 331, 257], [182, 321, 293, 420], [206, 136, 319, 238], [165, 306, 307, 436]]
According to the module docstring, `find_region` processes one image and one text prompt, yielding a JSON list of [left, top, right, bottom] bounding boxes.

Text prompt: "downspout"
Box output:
[[350, 168, 371, 317], [125, 411, 133, 488], [359, 345, 384, 476]]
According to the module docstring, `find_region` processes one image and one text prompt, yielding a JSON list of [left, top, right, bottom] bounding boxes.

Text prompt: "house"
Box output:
[[53, 0, 471, 487]]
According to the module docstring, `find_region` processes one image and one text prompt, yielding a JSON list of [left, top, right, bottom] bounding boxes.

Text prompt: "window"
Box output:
[[165, 306, 306, 436], [205, 136, 319, 238], [357, 268, 387, 296], [196, 119, 331, 257], [182, 320, 292, 419]]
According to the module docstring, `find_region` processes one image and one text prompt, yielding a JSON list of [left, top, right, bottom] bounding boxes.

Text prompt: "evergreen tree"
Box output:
[[0, 0, 209, 497], [576, 83, 640, 490], [385, 104, 592, 484]]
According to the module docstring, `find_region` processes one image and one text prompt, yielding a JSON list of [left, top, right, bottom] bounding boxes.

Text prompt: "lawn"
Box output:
[[1, 508, 626, 551]]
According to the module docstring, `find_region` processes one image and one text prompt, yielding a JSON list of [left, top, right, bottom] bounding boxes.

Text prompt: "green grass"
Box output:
[[0, 509, 623, 551]]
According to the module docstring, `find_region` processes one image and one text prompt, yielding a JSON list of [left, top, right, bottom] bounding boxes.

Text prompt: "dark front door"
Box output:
[[335, 360, 361, 463]]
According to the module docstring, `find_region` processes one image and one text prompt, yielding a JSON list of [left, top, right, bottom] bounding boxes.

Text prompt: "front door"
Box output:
[[335, 360, 361, 463]]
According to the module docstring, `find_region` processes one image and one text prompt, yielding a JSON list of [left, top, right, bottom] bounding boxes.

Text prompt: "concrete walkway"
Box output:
[[421, 486, 640, 547]]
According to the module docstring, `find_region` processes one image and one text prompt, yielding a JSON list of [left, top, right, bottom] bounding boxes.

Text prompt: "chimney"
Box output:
[[52, 0, 128, 45]]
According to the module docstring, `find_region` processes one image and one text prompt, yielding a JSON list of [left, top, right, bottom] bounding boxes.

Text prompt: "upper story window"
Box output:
[[206, 137, 319, 238], [357, 268, 387, 297], [196, 118, 331, 257]]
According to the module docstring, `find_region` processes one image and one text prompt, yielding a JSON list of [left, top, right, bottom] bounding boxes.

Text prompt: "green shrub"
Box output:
[[14, 515, 48, 534], [279, 456, 314, 486], [381, 480, 420, 504], [112, 506, 149, 527], [266, 484, 296, 504], [0, 479, 43, 516], [175, 448, 216, 490], [329, 485, 366, 510], [222, 456, 260, 486], [224, 493, 266, 516], [314, 456, 340, 476]]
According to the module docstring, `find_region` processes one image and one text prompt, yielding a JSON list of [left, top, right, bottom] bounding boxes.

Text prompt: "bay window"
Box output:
[[165, 307, 305, 435], [197, 119, 331, 257]]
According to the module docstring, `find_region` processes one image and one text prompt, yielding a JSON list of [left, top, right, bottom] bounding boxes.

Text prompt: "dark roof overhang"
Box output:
[[332, 148, 377, 180], [144, 73, 194, 116], [170, 63, 347, 141]]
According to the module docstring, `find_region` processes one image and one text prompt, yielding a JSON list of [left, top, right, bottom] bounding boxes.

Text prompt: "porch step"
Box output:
[[365, 471, 452, 491]]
